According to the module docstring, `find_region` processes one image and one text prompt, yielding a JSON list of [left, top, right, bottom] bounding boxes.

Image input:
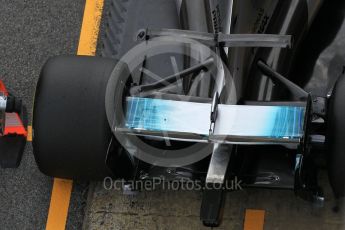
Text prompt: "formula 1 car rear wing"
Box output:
[[112, 59, 317, 227], [103, 25, 326, 227], [115, 56, 309, 148], [118, 96, 306, 146]]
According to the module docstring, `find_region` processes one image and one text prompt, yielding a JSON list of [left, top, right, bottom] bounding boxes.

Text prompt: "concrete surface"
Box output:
[[0, 1, 85, 229], [83, 172, 345, 230]]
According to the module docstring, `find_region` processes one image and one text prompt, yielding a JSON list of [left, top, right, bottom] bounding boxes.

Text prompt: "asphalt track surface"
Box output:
[[0, 1, 86, 229]]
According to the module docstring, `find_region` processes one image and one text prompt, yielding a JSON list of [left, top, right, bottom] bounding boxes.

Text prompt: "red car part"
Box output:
[[0, 80, 27, 168]]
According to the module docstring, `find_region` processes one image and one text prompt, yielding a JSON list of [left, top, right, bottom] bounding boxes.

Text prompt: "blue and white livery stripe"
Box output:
[[124, 97, 305, 141]]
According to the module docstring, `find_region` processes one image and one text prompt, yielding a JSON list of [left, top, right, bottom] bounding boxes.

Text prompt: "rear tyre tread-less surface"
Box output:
[[33, 56, 117, 180]]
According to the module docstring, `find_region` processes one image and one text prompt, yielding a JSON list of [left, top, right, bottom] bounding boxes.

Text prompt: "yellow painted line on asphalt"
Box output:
[[46, 179, 73, 230], [46, 0, 105, 229], [77, 0, 104, 56], [243, 209, 265, 230], [27, 125, 32, 142]]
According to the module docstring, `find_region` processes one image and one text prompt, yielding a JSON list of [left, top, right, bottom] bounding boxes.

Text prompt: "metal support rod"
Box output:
[[201, 143, 232, 227], [146, 28, 215, 46], [257, 60, 308, 100], [145, 28, 292, 48], [130, 57, 215, 95], [206, 144, 232, 184], [219, 33, 292, 48]]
